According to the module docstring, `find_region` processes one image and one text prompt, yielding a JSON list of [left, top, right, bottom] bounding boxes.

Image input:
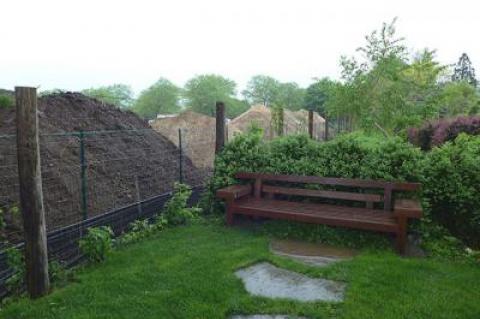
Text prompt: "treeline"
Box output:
[[77, 74, 309, 120], [27, 18, 480, 132]]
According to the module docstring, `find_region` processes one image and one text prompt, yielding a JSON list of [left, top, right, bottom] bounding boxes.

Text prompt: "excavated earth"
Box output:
[[0, 92, 203, 238]]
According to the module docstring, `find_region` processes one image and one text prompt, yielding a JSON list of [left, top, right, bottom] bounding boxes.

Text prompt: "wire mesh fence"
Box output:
[[1, 128, 210, 235], [0, 127, 211, 298]]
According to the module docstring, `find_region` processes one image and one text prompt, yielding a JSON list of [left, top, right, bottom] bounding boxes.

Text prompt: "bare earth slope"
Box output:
[[0, 92, 201, 233]]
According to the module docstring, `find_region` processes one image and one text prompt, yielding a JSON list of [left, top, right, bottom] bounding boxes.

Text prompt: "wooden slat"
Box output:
[[235, 172, 420, 191], [393, 199, 422, 218], [216, 184, 251, 201], [262, 185, 383, 203], [254, 178, 262, 198], [232, 198, 398, 233]]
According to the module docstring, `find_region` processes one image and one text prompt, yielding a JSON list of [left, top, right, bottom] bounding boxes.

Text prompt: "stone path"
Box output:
[[230, 240, 353, 318], [235, 262, 345, 302]]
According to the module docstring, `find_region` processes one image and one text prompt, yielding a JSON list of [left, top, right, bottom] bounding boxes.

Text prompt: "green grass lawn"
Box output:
[[1, 222, 479, 319]]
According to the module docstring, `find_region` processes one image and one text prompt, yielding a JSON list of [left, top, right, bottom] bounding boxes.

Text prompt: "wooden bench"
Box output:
[[216, 172, 422, 254]]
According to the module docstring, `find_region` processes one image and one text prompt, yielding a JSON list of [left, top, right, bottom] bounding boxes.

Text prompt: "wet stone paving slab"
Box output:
[[234, 262, 345, 302]]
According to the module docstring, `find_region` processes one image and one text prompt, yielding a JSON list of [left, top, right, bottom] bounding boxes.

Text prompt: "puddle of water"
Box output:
[[271, 239, 357, 258], [270, 239, 357, 267], [235, 262, 345, 302]]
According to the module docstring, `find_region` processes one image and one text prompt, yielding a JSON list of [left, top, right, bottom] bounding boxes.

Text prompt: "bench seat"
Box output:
[[232, 197, 399, 233], [216, 172, 422, 254]]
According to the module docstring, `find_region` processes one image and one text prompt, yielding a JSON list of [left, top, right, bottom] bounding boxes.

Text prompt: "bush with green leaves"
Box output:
[[421, 134, 480, 247], [206, 129, 480, 254], [79, 226, 114, 262], [0, 95, 13, 108], [207, 131, 422, 207], [164, 183, 200, 225], [5, 247, 25, 295], [117, 216, 168, 246]]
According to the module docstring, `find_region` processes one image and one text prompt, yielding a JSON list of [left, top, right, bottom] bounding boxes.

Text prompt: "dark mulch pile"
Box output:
[[0, 92, 203, 238]]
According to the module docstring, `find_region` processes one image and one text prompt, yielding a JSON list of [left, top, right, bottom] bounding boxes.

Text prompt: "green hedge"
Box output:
[[207, 130, 480, 250], [421, 134, 480, 247]]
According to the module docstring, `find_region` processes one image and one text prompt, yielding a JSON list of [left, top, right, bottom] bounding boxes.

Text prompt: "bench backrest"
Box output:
[[235, 172, 420, 211]]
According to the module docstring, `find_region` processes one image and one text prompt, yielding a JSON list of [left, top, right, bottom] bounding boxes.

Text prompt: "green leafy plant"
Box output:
[[5, 247, 25, 295], [206, 130, 480, 256], [117, 217, 168, 246], [48, 260, 74, 288], [421, 134, 480, 247], [163, 183, 200, 226], [79, 226, 114, 263], [0, 95, 13, 109]]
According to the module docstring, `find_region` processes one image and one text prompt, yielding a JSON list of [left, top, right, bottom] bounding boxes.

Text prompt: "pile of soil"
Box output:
[[0, 92, 203, 235], [150, 111, 216, 169], [228, 105, 326, 140]]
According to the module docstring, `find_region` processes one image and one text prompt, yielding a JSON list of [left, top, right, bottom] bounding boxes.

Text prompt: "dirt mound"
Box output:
[[0, 92, 202, 234], [150, 111, 216, 169], [228, 105, 325, 140]]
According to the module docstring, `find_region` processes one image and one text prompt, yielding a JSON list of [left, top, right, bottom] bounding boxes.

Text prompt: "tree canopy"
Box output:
[[183, 74, 237, 117], [132, 78, 181, 119], [452, 53, 477, 87], [276, 82, 305, 110], [325, 19, 451, 133], [242, 75, 280, 106], [82, 84, 134, 109], [304, 78, 336, 115]]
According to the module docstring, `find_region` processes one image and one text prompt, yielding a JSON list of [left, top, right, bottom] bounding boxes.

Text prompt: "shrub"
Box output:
[[408, 116, 480, 150], [79, 226, 114, 262], [208, 131, 422, 201], [421, 134, 480, 247], [0, 95, 13, 109], [117, 216, 167, 245], [5, 247, 25, 295], [205, 131, 423, 249], [163, 183, 199, 226], [208, 130, 480, 251]]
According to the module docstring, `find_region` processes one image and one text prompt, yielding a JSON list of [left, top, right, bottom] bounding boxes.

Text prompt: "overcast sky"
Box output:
[[1, 0, 478, 95]]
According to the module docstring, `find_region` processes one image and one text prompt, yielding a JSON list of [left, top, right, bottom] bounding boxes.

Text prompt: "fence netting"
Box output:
[[0, 127, 211, 297]]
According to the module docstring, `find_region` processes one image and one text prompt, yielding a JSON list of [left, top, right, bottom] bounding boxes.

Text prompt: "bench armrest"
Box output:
[[216, 184, 252, 202], [393, 199, 422, 219]]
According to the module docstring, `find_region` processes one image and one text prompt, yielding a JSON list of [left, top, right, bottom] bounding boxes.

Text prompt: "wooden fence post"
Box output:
[[308, 110, 313, 139], [215, 102, 225, 154], [15, 86, 50, 298]]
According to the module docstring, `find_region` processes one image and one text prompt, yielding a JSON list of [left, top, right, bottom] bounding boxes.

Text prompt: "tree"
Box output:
[[357, 17, 407, 64], [184, 74, 237, 116], [438, 81, 480, 116], [275, 82, 305, 110], [304, 78, 336, 115], [325, 18, 450, 133], [132, 78, 181, 119], [242, 75, 280, 106], [225, 97, 249, 118], [82, 84, 134, 109], [452, 53, 477, 87]]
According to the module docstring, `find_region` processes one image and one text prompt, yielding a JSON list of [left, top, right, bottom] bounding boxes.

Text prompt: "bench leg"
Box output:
[[396, 217, 407, 255], [226, 205, 235, 226]]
